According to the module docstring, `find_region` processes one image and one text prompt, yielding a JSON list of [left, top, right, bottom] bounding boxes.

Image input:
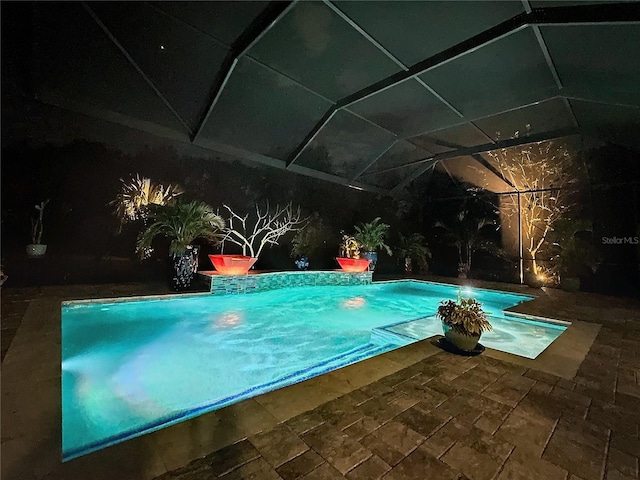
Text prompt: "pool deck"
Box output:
[[1, 275, 639, 480]]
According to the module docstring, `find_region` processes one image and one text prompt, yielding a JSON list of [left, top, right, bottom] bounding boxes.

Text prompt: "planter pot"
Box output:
[[404, 257, 412, 275], [295, 254, 309, 271], [209, 254, 258, 275], [172, 245, 199, 290], [26, 244, 47, 257], [457, 263, 469, 279], [335, 257, 370, 272], [361, 251, 378, 271], [442, 322, 481, 352], [560, 276, 580, 292]]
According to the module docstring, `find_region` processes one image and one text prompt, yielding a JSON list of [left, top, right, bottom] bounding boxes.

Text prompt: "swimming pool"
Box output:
[[61, 280, 562, 460]]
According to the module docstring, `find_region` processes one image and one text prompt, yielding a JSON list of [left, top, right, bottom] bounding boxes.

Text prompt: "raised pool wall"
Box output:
[[198, 270, 373, 295]]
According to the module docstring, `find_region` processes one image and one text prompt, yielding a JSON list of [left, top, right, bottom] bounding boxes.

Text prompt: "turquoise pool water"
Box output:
[[62, 280, 562, 460]]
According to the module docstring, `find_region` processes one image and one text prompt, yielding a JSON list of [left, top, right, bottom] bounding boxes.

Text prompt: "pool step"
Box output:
[[370, 328, 414, 347]]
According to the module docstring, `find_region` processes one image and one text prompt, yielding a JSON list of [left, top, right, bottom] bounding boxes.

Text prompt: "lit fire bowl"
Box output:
[[208, 255, 258, 275], [335, 257, 371, 272]]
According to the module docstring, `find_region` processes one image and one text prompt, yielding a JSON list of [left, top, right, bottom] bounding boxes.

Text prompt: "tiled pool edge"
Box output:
[[198, 270, 372, 295]]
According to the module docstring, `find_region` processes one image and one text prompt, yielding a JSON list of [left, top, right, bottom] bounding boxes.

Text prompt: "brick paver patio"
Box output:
[[155, 326, 640, 480]]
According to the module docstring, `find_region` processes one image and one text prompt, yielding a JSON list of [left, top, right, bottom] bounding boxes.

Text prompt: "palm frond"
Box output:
[[136, 200, 225, 258]]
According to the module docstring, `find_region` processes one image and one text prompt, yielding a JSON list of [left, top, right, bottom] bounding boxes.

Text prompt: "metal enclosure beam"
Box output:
[[391, 127, 581, 174], [349, 141, 398, 183], [532, 25, 563, 90], [285, 109, 338, 168], [192, 1, 296, 143], [470, 154, 516, 190], [391, 160, 439, 195]]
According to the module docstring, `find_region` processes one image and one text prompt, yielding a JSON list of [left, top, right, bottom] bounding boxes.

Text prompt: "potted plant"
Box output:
[[436, 293, 492, 352], [551, 218, 599, 292], [336, 233, 369, 272], [354, 217, 392, 271], [397, 233, 432, 275], [26, 199, 50, 257], [434, 199, 499, 279], [290, 213, 329, 270], [137, 200, 225, 290]]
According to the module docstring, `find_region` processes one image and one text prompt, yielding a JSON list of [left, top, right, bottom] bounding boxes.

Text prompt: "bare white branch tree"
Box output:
[[220, 202, 308, 258]]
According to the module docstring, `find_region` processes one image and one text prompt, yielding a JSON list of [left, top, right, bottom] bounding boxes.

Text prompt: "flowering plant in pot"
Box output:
[[436, 293, 492, 352], [26, 199, 50, 257], [336, 234, 369, 272], [136, 200, 225, 290]]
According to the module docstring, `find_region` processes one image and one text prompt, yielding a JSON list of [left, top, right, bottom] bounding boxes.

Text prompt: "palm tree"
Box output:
[[435, 207, 500, 278], [397, 233, 432, 273], [110, 174, 183, 232], [137, 201, 224, 257], [137, 200, 225, 289]]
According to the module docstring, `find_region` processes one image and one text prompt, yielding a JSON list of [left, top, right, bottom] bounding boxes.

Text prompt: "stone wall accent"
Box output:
[[199, 270, 373, 295]]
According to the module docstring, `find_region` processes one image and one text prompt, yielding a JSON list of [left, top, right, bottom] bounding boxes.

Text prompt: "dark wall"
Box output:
[[1, 138, 417, 284], [583, 144, 640, 295]]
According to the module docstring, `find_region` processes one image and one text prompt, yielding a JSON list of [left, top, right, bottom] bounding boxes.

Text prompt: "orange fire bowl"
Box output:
[[335, 257, 371, 272], [208, 255, 258, 275]]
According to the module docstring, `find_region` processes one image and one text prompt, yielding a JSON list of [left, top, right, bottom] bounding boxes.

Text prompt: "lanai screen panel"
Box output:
[[88, 2, 230, 130], [195, 58, 332, 161], [246, 1, 402, 101], [541, 24, 640, 107], [334, 1, 524, 66], [360, 163, 430, 190], [440, 156, 512, 193], [419, 27, 560, 120], [358, 140, 432, 187], [569, 100, 640, 150], [407, 135, 455, 156], [362, 140, 433, 175], [420, 123, 492, 149], [294, 110, 396, 178], [474, 97, 577, 142], [150, 1, 270, 46], [32, 2, 189, 134], [347, 80, 462, 138]]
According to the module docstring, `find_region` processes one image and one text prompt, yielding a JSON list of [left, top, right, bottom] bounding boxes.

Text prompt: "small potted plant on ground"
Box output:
[[26, 199, 50, 257], [397, 233, 431, 275], [354, 217, 392, 272], [137, 200, 225, 290], [551, 218, 599, 292], [290, 213, 329, 270], [436, 293, 492, 353]]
